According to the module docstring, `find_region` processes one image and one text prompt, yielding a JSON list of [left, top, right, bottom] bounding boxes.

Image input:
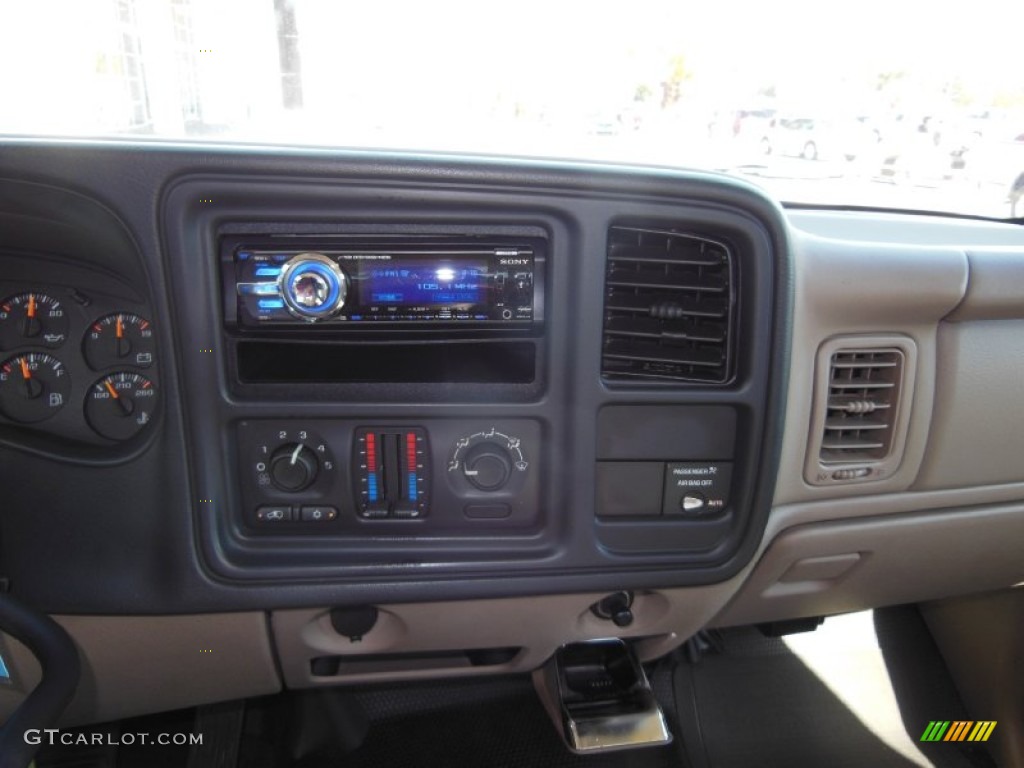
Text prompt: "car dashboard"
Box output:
[[0, 140, 1022, 731]]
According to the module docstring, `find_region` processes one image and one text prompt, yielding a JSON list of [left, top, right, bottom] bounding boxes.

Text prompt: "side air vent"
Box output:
[[820, 350, 903, 462], [601, 226, 734, 384], [806, 337, 917, 486]]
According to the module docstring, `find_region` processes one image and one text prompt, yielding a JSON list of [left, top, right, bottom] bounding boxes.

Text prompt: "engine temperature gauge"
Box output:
[[83, 313, 155, 370], [85, 372, 158, 440], [0, 292, 69, 350], [0, 353, 70, 423]]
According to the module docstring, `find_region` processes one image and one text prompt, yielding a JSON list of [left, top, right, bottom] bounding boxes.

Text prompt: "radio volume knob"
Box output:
[[279, 253, 348, 321], [269, 443, 319, 492]]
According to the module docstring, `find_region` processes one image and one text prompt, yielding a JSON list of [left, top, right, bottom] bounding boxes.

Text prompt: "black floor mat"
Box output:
[[302, 674, 686, 768], [673, 606, 995, 768]]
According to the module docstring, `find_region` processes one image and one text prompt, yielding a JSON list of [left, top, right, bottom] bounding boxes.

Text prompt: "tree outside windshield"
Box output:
[[3, 0, 1023, 218]]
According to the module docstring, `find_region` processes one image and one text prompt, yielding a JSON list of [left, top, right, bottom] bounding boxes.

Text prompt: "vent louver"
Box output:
[[601, 226, 734, 383], [819, 349, 904, 464]]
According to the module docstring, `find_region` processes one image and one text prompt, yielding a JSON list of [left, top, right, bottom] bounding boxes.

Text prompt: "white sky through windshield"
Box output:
[[3, 0, 1023, 217]]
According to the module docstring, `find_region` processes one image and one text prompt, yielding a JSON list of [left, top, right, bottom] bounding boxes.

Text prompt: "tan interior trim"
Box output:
[[711, 503, 1024, 628], [945, 248, 1024, 322], [773, 231, 968, 506], [768, 480, 1024, 538], [0, 612, 280, 727], [271, 578, 749, 688], [914, 320, 1024, 490]]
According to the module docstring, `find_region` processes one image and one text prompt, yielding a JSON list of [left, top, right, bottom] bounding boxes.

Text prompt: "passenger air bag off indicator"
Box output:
[[663, 462, 732, 517]]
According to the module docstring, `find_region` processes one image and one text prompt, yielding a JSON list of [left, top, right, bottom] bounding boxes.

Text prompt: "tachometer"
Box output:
[[0, 353, 70, 423], [85, 372, 157, 440], [0, 293, 69, 350]]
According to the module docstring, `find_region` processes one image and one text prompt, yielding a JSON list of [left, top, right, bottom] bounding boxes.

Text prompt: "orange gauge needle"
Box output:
[[27, 294, 36, 319], [20, 358, 31, 380], [116, 314, 124, 339], [104, 380, 119, 399]]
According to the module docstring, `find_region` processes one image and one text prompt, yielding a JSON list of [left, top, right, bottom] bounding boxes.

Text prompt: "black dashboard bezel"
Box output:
[[0, 141, 792, 613]]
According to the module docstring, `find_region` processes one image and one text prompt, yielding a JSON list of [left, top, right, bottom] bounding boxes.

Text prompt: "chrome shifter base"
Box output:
[[533, 638, 672, 754]]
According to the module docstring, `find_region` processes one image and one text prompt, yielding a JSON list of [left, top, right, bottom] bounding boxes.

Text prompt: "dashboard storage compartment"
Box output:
[[236, 339, 536, 384]]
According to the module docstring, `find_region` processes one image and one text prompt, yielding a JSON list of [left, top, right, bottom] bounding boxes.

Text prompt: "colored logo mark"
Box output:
[[920, 720, 996, 742]]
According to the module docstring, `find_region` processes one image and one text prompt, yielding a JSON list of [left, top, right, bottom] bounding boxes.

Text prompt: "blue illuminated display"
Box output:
[[360, 260, 487, 306]]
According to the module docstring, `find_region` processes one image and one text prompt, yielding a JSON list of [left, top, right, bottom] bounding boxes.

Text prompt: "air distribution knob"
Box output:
[[462, 441, 513, 491], [278, 253, 348, 321], [269, 443, 319, 492]]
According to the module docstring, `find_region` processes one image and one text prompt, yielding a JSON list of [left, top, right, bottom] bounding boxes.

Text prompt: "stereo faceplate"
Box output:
[[222, 235, 544, 330]]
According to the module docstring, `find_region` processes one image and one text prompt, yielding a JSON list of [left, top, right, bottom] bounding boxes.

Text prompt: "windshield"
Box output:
[[4, 0, 1024, 218]]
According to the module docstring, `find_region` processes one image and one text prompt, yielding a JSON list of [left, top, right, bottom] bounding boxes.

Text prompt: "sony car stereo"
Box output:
[[221, 235, 544, 330]]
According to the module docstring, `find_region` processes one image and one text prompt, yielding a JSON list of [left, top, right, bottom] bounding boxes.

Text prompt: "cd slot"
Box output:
[[236, 340, 536, 384]]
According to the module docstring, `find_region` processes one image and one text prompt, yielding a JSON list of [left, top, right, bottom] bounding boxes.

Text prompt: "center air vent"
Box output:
[[601, 226, 734, 384], [806, 336, 917, 486]]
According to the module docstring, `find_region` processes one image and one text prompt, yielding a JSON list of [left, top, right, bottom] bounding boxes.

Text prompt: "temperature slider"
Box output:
[[355, 427, 430, 519]]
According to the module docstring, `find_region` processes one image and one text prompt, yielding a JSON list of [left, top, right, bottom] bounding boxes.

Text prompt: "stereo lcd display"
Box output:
[[226, 236, 541, 327], [359, 261, 489, 306]]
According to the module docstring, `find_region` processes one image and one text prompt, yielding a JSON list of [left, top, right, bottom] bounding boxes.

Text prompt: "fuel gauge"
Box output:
[[0, 293, 69, 350], [0, 353, 70, 423], [85, 372, 157, 440], [83, 313, 155, 370]]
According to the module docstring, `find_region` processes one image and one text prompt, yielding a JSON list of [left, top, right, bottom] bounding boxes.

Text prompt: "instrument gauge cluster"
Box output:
[[0, 277, 159, 448]]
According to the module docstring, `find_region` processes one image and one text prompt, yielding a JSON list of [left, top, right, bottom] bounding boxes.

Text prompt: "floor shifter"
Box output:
[[533, 638, 672, 754]]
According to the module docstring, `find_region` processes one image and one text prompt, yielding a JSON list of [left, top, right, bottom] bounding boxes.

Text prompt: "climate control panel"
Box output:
[[237, 419, 541, 535]]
